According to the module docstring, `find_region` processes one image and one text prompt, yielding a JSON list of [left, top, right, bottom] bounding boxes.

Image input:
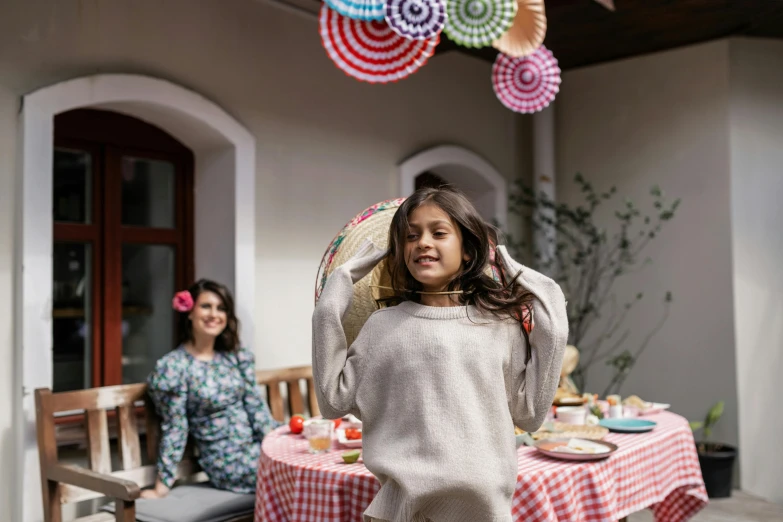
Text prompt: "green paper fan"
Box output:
[[444, 0, 517, 48]]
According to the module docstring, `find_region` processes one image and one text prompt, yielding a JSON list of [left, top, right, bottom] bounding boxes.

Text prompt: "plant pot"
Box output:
[[696, 441, 737, 498]]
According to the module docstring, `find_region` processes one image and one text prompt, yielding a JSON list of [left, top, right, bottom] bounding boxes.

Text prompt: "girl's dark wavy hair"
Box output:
[[176, 279, 240, 352], [386, 186, 534, 335]]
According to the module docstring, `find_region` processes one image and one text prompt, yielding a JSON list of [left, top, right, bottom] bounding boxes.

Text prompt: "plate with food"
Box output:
[[623, 395, 671, 415], [553, 387, 586, 406], [532, 421, 609, 441], [336, 427, 363, 448], [555, 397, 586, 406], [534, 438, 617, 461]]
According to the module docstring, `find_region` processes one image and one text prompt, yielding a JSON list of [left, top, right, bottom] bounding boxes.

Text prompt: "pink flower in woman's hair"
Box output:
[[172, 290, 194, 312]]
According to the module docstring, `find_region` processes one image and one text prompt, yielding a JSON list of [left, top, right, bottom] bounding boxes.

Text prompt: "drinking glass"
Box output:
[[305, 419, 334, 454]]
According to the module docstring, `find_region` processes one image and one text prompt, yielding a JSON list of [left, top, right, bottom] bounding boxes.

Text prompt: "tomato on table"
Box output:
[[289, 414, 305, 434]]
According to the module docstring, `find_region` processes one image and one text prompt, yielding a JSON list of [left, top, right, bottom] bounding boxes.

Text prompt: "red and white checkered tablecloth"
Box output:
[[255, 411, 708, 522]]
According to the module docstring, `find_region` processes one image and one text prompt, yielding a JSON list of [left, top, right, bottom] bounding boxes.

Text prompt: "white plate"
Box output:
[[534, 438, 617, 461], [336, 428, 363, 448], [640, 403, 670, 415]]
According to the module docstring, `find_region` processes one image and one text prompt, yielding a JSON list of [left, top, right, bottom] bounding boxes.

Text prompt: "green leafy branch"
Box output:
[[507, 174, 681, 392]]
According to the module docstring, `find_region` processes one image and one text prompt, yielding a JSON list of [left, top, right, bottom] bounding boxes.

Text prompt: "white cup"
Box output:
[[556, 406, 587, 426], [623, 405, 639, 418]]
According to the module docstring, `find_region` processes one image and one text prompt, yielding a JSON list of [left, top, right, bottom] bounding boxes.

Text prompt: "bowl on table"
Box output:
[[556, 406, 587, 426]]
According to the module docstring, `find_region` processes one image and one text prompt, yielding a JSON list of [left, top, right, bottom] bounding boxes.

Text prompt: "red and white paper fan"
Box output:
[[320, 4, 439, 84], [492, 47, 561, 113]]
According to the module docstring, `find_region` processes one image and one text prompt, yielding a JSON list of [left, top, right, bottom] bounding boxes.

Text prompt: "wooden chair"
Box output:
[[255, 365, 320, 422], [35, 385, 253, 522]]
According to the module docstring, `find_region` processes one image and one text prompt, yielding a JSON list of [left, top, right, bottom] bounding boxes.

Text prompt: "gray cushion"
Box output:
[[102, 484, 255, 522]]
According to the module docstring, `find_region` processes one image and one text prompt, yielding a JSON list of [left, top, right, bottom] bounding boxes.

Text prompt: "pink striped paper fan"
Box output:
[[492, 47, 561, 113], [320, 3, 439, 84]]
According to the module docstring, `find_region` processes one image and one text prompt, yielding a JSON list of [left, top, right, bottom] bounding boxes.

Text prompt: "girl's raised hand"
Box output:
[[338, 238, 388, 284], [495, 245, 524, 280]]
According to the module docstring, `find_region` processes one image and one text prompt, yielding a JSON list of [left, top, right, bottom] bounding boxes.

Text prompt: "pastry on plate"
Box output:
[[623, 395, 649, 409]]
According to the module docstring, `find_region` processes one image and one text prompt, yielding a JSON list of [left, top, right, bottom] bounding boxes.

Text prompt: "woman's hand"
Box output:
[[139, 489, 161, 499], [139, 480, 170, 499]]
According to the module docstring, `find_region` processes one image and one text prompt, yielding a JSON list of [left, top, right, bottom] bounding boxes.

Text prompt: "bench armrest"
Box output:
[[47, 464, 141, 501]]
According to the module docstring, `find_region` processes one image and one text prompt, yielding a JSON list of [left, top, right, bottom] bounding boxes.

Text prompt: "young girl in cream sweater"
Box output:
[[313, 187, 568, 522]]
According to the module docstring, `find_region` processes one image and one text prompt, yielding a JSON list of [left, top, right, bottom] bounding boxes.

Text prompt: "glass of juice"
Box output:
[[304, 419, 334, 454]]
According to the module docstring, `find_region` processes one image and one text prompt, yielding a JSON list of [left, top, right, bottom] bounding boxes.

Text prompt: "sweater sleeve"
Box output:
[[147, 356, 189, 488], [312, 239, 387, 419], [498, 245, 569, 433]]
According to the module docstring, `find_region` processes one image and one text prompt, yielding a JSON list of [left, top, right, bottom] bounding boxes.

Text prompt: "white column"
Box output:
[[532, 104, 556, 270]]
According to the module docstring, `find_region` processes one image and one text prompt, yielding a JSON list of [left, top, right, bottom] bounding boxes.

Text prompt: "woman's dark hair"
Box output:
[[387, 186, 534, 334], [177, 279, 240, 352]]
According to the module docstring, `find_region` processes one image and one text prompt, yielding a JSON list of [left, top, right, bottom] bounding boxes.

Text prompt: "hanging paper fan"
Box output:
[[492, 47, 561, 113], [444, 0, 517, 48], [492, 0, 546, 58], [385, 0, 446, 41], [320, 4, 439, 84], [593, 0, 616, 11], [325, 0, 385, 21]]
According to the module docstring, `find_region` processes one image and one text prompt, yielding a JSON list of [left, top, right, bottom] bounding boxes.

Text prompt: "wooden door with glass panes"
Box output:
[[52, 109, 194, 392]]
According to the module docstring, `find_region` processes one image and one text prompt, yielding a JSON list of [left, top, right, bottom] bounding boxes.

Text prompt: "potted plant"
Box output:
[[690, 401, 737, 498]]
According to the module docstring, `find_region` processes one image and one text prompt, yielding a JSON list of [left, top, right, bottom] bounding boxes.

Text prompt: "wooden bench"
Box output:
[[35, 384, 253, 522], [256, 365, 319, 422]]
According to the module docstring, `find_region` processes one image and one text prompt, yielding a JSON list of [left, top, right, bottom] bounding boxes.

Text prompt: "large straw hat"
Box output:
[[315, 199, 405, 347], [314, 197, 507, 347]]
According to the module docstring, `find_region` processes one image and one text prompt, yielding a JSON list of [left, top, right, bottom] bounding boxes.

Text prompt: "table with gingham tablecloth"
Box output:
[[255, 411, 708, 522]]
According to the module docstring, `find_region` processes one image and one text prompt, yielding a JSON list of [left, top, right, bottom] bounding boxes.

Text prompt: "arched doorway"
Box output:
[[16, 74, 256, 521], [398, 145, 508, 229]]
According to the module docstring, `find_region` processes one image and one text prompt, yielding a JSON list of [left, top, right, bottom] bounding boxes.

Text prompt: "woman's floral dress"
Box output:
[[147, 346, 281, 494]]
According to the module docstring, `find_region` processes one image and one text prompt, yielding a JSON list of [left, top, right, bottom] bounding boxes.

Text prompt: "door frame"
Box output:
[[15, 74, 256, 522]]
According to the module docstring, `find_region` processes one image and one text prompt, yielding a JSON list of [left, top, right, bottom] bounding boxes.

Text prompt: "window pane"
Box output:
[[122, 244, 175, 384], [52, 243, 92, 391], [121, 156, 175, 228], [54, 148, 92, 223]]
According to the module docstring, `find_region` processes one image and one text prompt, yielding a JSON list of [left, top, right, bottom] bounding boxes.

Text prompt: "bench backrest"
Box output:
[[255, 365, 319, 422]]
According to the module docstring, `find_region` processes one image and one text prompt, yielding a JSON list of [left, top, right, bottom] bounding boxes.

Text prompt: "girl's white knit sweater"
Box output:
[[313, 242, 568, 522]]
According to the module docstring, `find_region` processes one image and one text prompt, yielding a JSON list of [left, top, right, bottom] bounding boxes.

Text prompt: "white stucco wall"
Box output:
[[728, 37, 783, 505], [556, 38, 783, 504], [556, 40, 740, 449], [0, 1, 528, 519], [0, 86, 18, 522]]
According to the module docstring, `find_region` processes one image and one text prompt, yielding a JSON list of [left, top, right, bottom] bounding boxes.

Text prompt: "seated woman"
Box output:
[[141, 279, 280, 499]]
